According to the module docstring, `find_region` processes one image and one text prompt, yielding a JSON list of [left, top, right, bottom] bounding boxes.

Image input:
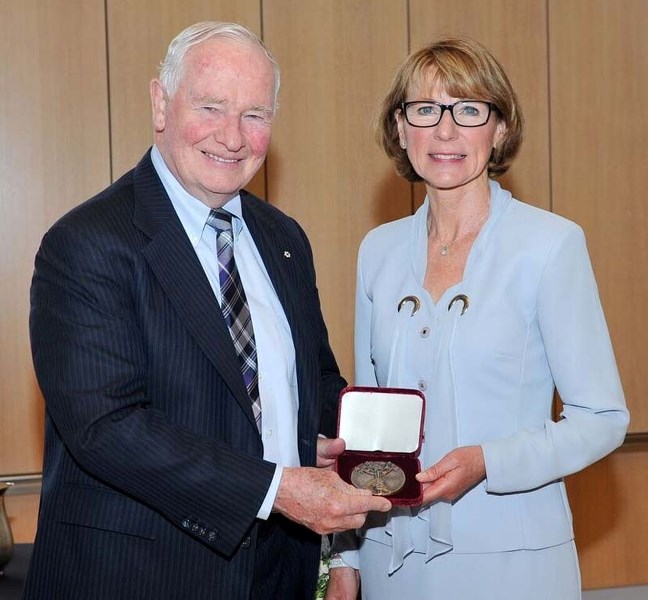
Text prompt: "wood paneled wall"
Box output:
[[567, 446, 648, 588], [409, 0, 551, 210], [106, 0, 264, 190], [553, 4, 648, 584], [1, 0, 646, 590], [264, 0, 412, 364], [0, 0, 110, 475], [549, 0, 648, 430]]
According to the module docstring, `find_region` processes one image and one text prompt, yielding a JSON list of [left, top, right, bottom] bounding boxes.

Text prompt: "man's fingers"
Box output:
[[349, 490, 392, 514], [316, 437, 346, 467], [274, 467, 392, 534], [326, 481, 391, 517]]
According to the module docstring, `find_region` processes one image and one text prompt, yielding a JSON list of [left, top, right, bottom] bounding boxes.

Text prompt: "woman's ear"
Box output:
[[396, 110, 407, 149], [493, 119, 507, 150]]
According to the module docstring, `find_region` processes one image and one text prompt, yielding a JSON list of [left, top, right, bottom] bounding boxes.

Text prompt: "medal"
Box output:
[[350, 460, 406, 496]]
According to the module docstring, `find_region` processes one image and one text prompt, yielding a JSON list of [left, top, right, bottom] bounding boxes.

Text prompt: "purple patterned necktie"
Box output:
[[207, 209, 261, 431]]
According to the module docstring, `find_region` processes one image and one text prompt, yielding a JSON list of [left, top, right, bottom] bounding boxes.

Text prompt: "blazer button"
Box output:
[[417, 379, 428, 392], [240, 536, 251, 549], [199, 527, 207, 537], [207, 530, 217, 542], [419, 326, 431, 338], [182, 518, 191, 529]]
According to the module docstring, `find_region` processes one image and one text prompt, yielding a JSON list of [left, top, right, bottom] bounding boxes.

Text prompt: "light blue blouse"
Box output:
[[341, 180, 629, 573]]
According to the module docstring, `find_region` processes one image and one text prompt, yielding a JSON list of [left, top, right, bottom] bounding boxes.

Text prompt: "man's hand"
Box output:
[[415, 445, 486, 505], [273, 467, 391, 534], [325, 567, 360, 600], [316, 436, 346, 469]]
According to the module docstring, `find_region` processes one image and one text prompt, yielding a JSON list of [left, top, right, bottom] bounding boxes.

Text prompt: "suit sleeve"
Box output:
[[482, 225, 629, 493], [30, 221, 276, 556]]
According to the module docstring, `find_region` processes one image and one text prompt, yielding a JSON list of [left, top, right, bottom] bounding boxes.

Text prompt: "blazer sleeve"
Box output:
[[30, 220, 276, 556], [482, 225, 629, 493]]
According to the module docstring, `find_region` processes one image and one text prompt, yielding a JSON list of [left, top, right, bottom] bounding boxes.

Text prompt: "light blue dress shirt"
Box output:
[[151, 145, 300, 519]]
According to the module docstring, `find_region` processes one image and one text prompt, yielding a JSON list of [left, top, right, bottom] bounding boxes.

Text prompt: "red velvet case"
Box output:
[[335, 386, 425, 506]]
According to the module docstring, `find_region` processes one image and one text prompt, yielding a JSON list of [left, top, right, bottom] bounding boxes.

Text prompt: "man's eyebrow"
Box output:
[[192, 97, 273, 113], [247, 104, 274, 114], [193, 95, 227, 104]]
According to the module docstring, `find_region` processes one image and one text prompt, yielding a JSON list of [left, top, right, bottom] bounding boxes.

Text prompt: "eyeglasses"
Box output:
[[401, 100, 495, 128]]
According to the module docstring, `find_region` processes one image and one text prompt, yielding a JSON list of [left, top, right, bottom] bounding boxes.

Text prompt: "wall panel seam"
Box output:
[[545, 0, 553, 214], [104, 0, 114, 183]]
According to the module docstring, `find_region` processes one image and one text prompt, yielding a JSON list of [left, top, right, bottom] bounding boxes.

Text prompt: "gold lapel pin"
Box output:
[[398, 295, 421, 316]]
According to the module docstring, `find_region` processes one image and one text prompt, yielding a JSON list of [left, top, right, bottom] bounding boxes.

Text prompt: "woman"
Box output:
[[326, 38, 629, 600]]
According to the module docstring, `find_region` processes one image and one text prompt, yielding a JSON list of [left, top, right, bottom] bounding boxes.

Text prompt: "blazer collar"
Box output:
[[132, 151, 257, 429], [241, 193, 306, 347]]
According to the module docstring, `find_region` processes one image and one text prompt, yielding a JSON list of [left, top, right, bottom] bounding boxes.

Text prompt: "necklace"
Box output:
[[429, 211, 489, 257]]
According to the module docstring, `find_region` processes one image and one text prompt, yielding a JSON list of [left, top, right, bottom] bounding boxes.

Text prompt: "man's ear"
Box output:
[[150, 79, 167, 133]]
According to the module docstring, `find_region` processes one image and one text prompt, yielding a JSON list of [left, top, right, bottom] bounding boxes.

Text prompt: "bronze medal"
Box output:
[[350, 460, 406, 496]]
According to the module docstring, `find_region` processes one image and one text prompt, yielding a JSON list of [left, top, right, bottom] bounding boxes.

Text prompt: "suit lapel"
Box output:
[[242, 198, 304, 350], [132, 153, 257, 429]]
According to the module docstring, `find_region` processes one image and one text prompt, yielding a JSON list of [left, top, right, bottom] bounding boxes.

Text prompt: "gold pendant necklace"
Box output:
[[430, 212, 488, 257]]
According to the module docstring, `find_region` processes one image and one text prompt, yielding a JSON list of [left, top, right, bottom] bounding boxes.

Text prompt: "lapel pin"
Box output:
[[448, 294, 469, 316], [283, 250, 291, 258]]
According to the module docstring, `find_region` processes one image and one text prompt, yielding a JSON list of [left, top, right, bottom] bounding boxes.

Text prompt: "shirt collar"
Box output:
[[151, 144, 243, 248]]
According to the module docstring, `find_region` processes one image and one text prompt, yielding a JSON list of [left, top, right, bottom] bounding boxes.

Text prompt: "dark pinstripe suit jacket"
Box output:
[[25, 151, 345, 599]]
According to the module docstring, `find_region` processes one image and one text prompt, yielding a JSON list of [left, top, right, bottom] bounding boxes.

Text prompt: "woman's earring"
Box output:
[[400, 141, 407, 149]]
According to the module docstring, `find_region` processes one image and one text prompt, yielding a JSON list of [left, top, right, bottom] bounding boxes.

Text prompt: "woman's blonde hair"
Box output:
[[377, 37, 525, 181]]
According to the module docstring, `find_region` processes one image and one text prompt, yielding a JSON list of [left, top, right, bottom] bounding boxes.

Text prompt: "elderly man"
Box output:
[[25, 21, 390, 600]]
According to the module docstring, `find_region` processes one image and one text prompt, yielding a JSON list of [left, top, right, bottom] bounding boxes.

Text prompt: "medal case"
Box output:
[[335, 386, 425, 506]]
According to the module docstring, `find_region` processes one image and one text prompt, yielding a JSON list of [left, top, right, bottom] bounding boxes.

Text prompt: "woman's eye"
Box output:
[[458, 103, 485, 117], [417, 104, 438, 116]]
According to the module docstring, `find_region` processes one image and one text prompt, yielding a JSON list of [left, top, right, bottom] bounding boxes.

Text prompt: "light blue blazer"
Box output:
[[348, 180, 629, 572]]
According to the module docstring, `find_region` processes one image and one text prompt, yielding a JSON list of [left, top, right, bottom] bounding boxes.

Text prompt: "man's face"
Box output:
[[151, 37, 275, 208]]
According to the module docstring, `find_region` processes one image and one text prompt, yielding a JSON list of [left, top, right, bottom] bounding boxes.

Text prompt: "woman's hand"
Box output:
[[325, 566, 360, 600], [416, 445, 486, 505]]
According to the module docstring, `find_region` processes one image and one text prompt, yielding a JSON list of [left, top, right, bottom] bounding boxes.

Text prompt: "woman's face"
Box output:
[[396, 80, 506, 194]]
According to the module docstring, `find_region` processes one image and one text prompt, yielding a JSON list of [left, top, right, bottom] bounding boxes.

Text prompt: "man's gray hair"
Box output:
[[158, 21, 281, 108]]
